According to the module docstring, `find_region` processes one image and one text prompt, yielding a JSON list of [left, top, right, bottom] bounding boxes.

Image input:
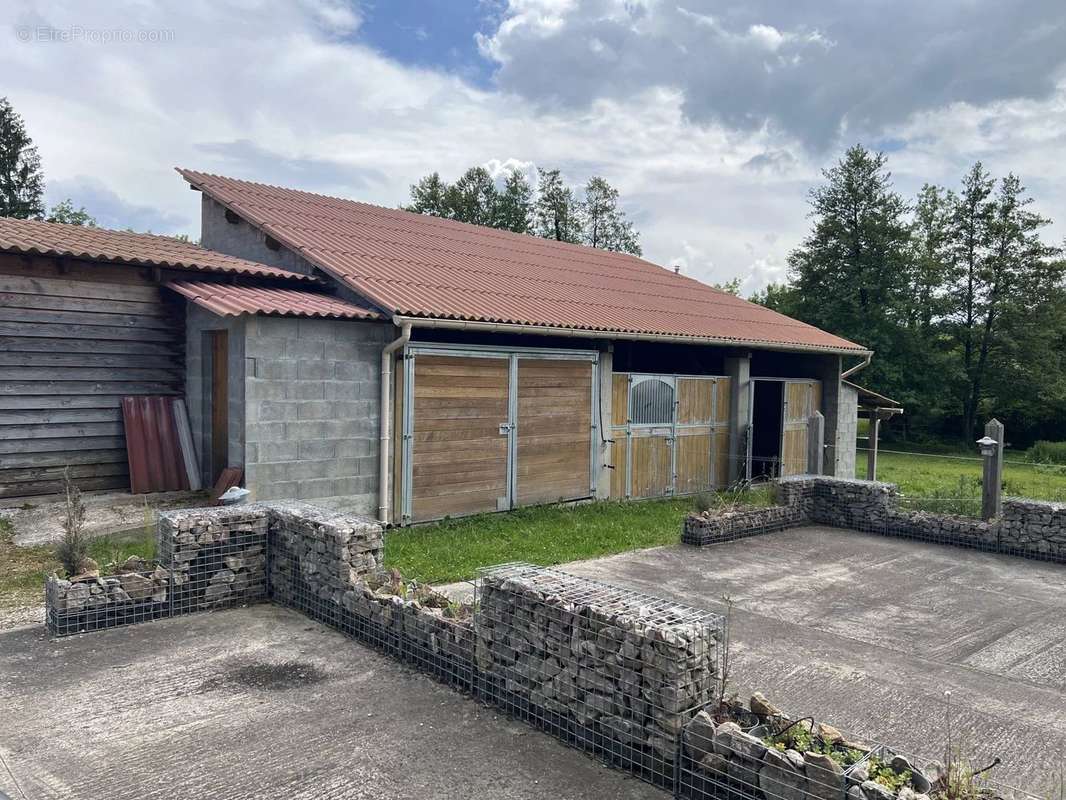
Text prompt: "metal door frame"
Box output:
[[400, 342, 599, 523]]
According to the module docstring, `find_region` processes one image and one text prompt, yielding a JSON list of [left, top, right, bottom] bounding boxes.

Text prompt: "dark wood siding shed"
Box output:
[[0, 254, 185, 498]]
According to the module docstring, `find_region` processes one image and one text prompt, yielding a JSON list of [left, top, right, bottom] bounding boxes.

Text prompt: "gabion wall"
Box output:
[[682, 475, 1066, 563], [476, 563, 724, 787], [683, 505, 806, 546], [46, 505, 270, 636], [677, 694, 947, 800], [266, 503, 476, 692]]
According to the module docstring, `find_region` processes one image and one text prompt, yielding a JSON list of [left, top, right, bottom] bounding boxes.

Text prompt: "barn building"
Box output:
[[0, 170, 877, 524]]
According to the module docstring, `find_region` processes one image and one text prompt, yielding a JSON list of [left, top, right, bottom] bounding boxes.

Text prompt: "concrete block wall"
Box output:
[[243, 315, 389, 511], [835, 383, 858, 478]]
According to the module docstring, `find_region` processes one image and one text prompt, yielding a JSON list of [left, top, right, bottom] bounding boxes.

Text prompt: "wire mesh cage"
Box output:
[[474, 562, 725, 788], [675, 700, 1043, 800]]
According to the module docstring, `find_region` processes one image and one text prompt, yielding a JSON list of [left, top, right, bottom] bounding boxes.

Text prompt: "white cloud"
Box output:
[[1, 0, 1064, 297]]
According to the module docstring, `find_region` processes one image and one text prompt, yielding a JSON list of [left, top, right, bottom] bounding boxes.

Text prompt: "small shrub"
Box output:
[[54, 467, 89, 576], [1026, 441, 1066, 466]]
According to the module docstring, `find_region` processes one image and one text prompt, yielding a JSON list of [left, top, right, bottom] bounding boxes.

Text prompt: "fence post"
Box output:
[[807, 411, 824, 475], [979, 418, 1005, 521], [866, 415, 881, 481]]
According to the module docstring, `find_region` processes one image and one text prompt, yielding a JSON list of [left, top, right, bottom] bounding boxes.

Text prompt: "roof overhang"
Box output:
[[845, 380, 903, 415], [393, 314, 874, 357]]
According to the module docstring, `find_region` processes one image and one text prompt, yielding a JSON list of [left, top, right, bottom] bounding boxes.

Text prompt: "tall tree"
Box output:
[[907, 184, 954, 330], [533, 168, 582, 244], [952, 173, 1059, 439], [945, 163, 996, 439], [444, 166, 498, 226], [405, 172, 448, 217], [579, 176, 642, 255], [496, 168, 532, 233], [0, 97, 45, 219], [787, 145, 912, 395]]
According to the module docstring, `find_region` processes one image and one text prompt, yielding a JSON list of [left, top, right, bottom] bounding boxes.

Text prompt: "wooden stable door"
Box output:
[[779, 380, 820, 477], [405, 351, 595, 523], [610, 373, 731, 499], [515, 358, 593, 506], [409, 355, 510, 522]]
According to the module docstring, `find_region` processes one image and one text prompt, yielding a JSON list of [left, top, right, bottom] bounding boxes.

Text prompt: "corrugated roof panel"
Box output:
[[166, 280, 382, 320], [0, 217, 316, 282], [178, 168, 868, 353]]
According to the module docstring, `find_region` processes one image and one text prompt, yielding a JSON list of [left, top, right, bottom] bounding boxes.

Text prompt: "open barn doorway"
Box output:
[[750, 379, 783, 480]]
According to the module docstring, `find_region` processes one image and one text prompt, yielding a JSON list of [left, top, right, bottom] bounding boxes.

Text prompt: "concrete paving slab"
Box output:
[[0, 605, 663, 800], [552, 525, 1066, 795]]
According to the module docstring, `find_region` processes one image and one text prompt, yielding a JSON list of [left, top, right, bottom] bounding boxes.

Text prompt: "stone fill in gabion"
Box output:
[[267, 501, 384, 610], [682, 476, 1066, 564], [475, 563, 723, 786]]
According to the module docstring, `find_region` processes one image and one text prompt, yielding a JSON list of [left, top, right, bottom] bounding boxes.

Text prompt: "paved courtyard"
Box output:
[[0, 606, 661, 800], [560, 525, 1066, 794]]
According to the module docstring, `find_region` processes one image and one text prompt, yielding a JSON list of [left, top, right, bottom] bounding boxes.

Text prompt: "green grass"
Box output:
[[859, 448, 1066, 512], [385, 488, 776, 585], [0, 521, 156, 609]]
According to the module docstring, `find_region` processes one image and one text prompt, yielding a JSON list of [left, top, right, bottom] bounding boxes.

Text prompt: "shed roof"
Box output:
[[167, 280, 381, 320], [178, 169, 868, 354], [0, 217, 316, 282]]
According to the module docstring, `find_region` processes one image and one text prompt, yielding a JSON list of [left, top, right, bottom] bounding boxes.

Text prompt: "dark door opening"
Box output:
[[750, 380, 783, 480], [204, 330, 229, 485]]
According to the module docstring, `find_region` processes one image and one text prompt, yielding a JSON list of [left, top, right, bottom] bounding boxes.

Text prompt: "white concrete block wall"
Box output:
[[835, 383, 858, 478], [243, 315, 389, 511]]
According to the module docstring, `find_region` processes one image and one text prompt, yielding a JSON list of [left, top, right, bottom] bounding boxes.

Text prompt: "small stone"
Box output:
[[805, 751, 845, 800], [118, 573, 155, 601], [861, 780, 897, 800], [750, 691, 781, 718], [760, 746, 808, 800], [63, 582, 90, 611], [818, 722, 844, 744], [683, 710, 717, 761]]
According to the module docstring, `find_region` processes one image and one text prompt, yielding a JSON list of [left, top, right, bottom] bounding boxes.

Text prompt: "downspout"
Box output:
[[841, 352, 872, 380], [378, 322, 412, 525]]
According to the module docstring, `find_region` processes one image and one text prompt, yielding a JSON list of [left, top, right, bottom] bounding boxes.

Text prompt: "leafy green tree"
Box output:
[[749, 281, 801, 315], [951, 173, 1060, 438], [46, 199, 96, 226], [496, 168, 532, 234], [787, 145, 912, 396], [713, 277, 742, 295], [533, 168, 582, 244], [907, 184, 954, 330], [579, 176, 641, 255], [444, 166, 498, 226], [0, 97, 45, 219], [405, 172, 448, 217]]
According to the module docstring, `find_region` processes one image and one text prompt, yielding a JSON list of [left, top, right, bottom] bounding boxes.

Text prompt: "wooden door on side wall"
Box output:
[[515, 358, 593, 505], [409, 355, 510, 522], [780, 380, 819, 477], [207, 330, 229, 485]]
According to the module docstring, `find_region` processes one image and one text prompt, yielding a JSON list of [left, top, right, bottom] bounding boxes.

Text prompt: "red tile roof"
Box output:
[[178, 169, 867, 353], [0, 217, 316, 282], [167, 280, 381, 320]]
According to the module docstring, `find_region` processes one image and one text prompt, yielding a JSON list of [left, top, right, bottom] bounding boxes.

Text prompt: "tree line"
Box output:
[[753, 145, 1065, 446], [405, 166, 642, 255]]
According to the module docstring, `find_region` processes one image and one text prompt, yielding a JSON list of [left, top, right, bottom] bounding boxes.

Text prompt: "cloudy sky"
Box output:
[[4, 0, 1065, 293]]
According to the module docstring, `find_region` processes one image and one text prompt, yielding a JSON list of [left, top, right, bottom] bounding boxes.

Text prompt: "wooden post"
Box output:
[[865, 414, 881, 481], [807, 411, 824, 475], [981, 418, 1005, 521]]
